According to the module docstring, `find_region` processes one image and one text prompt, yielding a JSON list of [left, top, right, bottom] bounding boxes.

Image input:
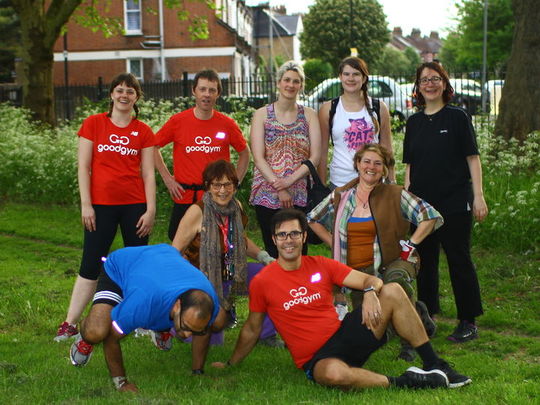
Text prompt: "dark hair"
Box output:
[[192, 69, 222, 95], [179, 289, 214, 320], [202, 159, 239, 191], [270, 208, 308, 235], [107, 72, 142, 118], [413, 61, 454, 107], [338, 57, 379, 134], [353, 143, 393, 179]]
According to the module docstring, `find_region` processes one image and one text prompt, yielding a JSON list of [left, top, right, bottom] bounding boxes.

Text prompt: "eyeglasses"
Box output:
[[274, 230, 303, 241], [175, 310, 209, 336], [419, 76, 442, 85], [210, 181, 234, 191]]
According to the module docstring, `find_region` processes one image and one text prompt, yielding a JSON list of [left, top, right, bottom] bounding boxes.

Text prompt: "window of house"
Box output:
[[124, 0, 142, 35], [127, 59, 143, 81]]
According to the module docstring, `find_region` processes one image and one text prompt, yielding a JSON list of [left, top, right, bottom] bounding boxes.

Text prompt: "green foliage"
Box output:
[[371, 46, 410, 76], [300, 0, 389, 72], [303, 58, 333, 92], [439, 0, 514, 72]]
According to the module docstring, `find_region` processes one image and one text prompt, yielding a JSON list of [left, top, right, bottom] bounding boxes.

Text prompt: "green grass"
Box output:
[[1, 202, 539, 404]]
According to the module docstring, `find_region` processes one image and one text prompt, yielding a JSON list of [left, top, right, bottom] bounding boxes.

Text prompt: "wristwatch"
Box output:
[[363, 286, 376, 293]]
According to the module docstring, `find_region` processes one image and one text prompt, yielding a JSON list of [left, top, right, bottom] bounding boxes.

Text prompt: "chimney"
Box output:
[[411, 28, 421, 39], [430, 31, 439, 40], [393, 27, 403, 37]]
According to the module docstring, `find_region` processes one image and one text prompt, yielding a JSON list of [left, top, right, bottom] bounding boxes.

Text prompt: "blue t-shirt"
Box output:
[[105, 244, 220, 335]]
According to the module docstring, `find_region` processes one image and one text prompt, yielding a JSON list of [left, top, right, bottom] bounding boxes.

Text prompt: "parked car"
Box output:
[[484, 79, 504, 115], [449, 78, 488, 115], [300, 76, 413, 121], [400, 82, 417, 107]]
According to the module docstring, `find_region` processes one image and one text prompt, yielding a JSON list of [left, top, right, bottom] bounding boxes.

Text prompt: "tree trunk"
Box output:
[[11, 0, 82, 126], [494, 0, 540, 141]]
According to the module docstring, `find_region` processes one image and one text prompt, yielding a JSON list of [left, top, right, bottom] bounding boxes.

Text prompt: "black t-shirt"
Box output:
[[403, 105, 479, 216]]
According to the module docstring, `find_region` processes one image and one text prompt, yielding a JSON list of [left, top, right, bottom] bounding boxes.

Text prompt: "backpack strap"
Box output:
[[328, 97, 340, 146], [368, 98, 381, 128]]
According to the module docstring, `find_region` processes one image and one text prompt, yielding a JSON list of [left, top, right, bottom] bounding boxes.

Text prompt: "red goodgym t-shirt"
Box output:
[[155, 108, 247, 204], [249, 256, 351, 368], [78, 113, 155, 205]]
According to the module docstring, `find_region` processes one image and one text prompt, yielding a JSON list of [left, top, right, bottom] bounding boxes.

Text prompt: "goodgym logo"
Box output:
[[96, 134, 138, 155], [283, 286, 321, 310], [185, 135, 222, 154]]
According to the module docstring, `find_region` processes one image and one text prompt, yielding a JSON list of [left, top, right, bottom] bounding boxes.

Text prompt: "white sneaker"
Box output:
[[335, 304, 348, 320]]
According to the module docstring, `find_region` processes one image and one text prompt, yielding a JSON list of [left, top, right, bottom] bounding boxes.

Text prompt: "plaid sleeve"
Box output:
[[306, 191, 335, 230], [400, 190, 443, 230]]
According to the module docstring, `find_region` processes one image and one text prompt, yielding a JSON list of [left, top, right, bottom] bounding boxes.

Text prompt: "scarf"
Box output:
[[200, 192, 247, 310]]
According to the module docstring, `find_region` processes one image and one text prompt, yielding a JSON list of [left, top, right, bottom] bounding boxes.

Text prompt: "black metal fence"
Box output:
[[0, 73, 505, 123]]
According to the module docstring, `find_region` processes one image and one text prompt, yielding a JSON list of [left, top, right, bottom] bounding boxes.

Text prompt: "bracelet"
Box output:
[[407, 240, 418, 248], [192, 369, 204, 375], [112, 376, 128, 390], [363, 286, 376, 294]]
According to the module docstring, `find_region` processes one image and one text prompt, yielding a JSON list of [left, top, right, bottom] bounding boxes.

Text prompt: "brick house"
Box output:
[[52, 0, 256, 85], [390, 27, 442, 62], [252, 5, 303, 70]]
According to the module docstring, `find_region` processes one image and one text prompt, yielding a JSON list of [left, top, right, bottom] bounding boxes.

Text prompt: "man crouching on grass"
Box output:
[[213, 209, 471, 390], [69, 244, 226, 392]]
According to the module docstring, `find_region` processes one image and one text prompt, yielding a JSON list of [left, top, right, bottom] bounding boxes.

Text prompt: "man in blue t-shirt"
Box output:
[[69, 244, 224, 392]]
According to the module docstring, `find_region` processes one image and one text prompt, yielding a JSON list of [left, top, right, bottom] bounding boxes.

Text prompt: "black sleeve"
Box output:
[[455, 109, 479, 157]]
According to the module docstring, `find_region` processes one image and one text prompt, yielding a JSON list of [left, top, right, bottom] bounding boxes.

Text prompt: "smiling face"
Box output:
[[208, 174, 236, 206], [418, 67, 446, 105], [110, 82, 138, 113], [193, 78, 220, 113], [356, 150, 385, 186], [339, 64, 366, 94], [272, 219, 306, 265], [277, 70, 303, 100]]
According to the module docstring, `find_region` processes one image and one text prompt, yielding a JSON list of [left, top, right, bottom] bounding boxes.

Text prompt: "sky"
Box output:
[[245, 0, 460, 37]]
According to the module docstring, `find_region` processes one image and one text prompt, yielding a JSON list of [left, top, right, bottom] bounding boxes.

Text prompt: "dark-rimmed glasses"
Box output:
[[274, 230, 303, 241]]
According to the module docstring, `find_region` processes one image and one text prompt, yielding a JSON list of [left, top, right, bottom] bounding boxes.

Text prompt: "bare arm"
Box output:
[[404, 164, 411, 190], [466, 155, 488, 222], [171, 204, 202, 252], [317, 102, 331, 184], [308, 222, 332, 247], [136, 146, 156, 237], [409, 219, 437, 245], [78, 137, 95, 232], [342, 270, 384, 331], [212, 311, 265, 368], [154, 146, 184, 200], [378, 101, 395, 182], [235, 145, 251, 184]]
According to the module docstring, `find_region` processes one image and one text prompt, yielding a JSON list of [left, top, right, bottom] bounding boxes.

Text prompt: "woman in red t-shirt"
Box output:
[[54, 73, 156, 342]]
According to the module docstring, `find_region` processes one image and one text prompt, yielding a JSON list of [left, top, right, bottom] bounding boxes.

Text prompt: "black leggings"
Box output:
[[254, 205, 308, 259], [79, 204, 148, 280]]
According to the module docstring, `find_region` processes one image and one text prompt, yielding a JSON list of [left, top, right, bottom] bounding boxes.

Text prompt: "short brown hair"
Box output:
[[202, 160, 238, 190], [413, 61, 454, 107], [193, 69, 222, 95], [353, 143, 394, 178]]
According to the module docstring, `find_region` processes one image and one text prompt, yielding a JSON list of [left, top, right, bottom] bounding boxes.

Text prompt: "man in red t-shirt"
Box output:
[[213, 209, 472, 390], [154, 69, 250, 240]]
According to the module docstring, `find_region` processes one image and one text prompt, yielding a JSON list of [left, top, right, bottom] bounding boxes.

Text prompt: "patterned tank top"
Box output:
[[250, 103, 310, 209]]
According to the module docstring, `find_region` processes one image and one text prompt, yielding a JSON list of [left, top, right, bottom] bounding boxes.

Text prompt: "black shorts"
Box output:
[[302, 307, 388, 380], [92, 266, 123, 307]]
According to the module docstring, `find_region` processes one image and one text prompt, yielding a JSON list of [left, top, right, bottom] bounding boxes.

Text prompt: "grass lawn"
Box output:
[[0, 202, 539, 404]]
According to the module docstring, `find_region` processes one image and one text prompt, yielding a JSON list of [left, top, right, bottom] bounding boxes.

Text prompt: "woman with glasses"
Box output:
[[308, 143, 442, 361], [54, 73, 156, 342], [318, 56, 394, 188], [249, 60, 321, 258], [403, 62, 488, 343], [172, 160, 282, 351]]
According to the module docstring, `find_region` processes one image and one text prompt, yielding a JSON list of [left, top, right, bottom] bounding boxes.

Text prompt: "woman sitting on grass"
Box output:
[[308, 143, 442, 361]]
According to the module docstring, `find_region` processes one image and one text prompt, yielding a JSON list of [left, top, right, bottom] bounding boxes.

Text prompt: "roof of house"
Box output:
[[252, 7, 300, 38], [390, 27, 442, 55]]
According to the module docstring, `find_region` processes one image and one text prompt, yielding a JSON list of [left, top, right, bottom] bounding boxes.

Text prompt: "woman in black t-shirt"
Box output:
[[403, 62, 488, 343]]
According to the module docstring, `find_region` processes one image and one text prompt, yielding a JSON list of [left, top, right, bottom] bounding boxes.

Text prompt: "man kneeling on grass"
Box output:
[[69, 244, 225, 392], [213, 209, 471, 390]]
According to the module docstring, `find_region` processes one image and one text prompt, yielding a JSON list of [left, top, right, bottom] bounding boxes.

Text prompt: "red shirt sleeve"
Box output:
[[155, 114, 178, 148]]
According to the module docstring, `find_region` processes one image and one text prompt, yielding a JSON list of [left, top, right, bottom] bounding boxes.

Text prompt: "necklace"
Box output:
[[355, 190, 369, 209]]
